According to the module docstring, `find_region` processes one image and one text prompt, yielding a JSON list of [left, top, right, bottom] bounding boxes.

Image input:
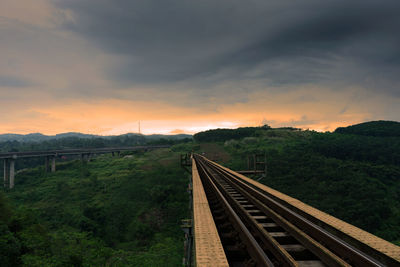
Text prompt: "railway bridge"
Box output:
[[187, 154, 400, 267], [1, 145, 169, 189]]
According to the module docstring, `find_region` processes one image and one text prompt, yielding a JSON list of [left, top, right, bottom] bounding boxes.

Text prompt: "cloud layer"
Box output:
[[54, 0, 400, 93], [0, 0, 399, 134]]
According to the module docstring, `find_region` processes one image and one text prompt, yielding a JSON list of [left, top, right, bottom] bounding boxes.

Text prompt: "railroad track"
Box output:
[[193, 154, 393, 267]]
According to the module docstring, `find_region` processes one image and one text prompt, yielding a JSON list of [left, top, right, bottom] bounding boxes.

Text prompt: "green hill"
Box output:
[[193, 125, 273, 142], [335, 120, 400, 137]]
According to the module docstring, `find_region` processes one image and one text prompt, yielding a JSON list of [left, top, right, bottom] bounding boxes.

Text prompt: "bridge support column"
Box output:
[[80, 154, 91, 162], [3, 159, 9, 188], [45, 156, 49, 172], [51, 156, 56, 172], [9, 159, 15, 189], [181, 219, 193, 266], [112, 152, 115, 157]]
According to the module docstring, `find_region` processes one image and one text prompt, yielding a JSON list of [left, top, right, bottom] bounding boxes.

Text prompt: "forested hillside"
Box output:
[[0, 148, 189, 266], [196, 121, 400, 244], [335, 120, 400, 137]]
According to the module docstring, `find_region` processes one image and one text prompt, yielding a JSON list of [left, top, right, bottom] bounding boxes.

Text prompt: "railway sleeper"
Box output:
[[247, 210, 263, 214], [261, 223, 283, 232], [270, 232, 298, 245], [253, 216, 270, 223], [242, 204, 256, 209], [256, 223, 320, 261]]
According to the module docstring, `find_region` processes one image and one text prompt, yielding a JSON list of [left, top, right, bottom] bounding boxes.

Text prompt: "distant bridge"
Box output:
[[186, 154, 400, 267], [1, 145, 169, 189]]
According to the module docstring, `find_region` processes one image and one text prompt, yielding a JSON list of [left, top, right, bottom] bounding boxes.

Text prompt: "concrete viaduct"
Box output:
[[1, 145, 169, 189]]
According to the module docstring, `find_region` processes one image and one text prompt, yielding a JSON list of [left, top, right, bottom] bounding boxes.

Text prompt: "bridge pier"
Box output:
[[80, 153, 87, 162], [3, 159, 9, 188], [9, 159, 15, 189], [45, 156, 49, 172], [80, 153, 92, 162], [51, 156, 56, 172], [111, 151, 120, 157], [44, 155, 56, 173], [3, 158, 16, 189]]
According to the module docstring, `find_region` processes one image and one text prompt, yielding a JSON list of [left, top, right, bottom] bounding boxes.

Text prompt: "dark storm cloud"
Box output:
[[54, 0, 400, 94]]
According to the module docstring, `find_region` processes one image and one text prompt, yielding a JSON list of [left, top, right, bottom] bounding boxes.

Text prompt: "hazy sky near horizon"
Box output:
[[0, 0, 399, 134]]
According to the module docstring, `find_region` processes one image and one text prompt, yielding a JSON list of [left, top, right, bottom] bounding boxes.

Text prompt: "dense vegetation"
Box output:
[[198, 121, 400, 244], [1, 120, 399, 266], [1, 148, 189, 266], [335, 120, 400, 137], [193, 125, 273, 142]]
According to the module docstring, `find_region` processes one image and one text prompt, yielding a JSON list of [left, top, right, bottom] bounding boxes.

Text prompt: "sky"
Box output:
[[0, 0, 399, 135]]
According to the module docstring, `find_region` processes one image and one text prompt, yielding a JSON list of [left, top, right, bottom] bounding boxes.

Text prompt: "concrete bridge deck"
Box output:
[[0, 145, 169, 158], [2, 145, 169, 189]]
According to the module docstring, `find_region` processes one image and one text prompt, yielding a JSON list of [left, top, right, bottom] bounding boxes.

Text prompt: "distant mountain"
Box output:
[[0, 133, 48, 142], [0, 132, 192, 142], [335, 120, 400, 137], [146, 134, 192, 140], [54, 132, 98, 139]]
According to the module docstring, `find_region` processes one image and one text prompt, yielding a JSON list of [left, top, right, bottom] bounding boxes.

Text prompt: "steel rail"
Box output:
[[197, 157, 298, 266], [199, 155, 385, 267], [196, 157, 274, 266], [200, 157, 350, 267]]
